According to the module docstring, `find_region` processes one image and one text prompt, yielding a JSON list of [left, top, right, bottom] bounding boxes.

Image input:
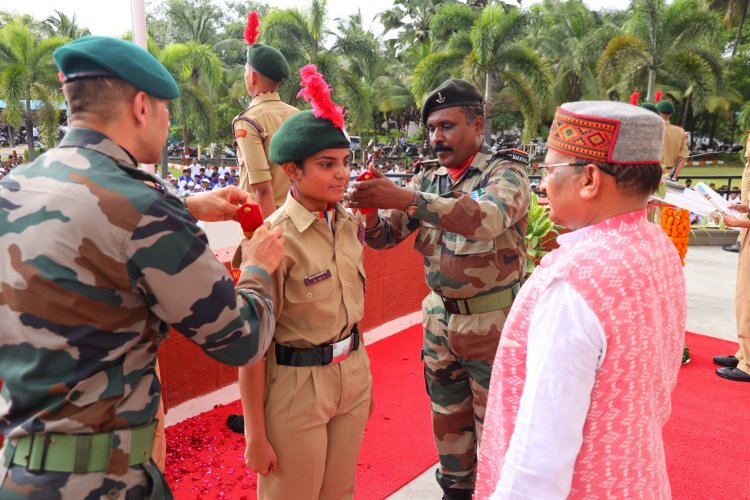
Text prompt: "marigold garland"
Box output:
[[660, 207, 690, 267]]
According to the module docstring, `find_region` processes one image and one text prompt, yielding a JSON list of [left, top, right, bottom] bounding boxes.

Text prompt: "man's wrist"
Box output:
[[405, 190, 420, 216], [241, 265, 271, 284]]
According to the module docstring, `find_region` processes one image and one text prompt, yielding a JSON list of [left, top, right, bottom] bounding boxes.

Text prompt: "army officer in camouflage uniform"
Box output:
[[347, 79, 530, 500], [0, 36, 284, 499]]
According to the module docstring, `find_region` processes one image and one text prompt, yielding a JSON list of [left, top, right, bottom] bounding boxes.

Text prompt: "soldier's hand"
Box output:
[[721, 213, 750, 228], [185, 186, 253, 222], [244, 438, 278, 476], [728, 203, 749, 214], [240, 225, 285, 274], [346, 163, 413, 211]]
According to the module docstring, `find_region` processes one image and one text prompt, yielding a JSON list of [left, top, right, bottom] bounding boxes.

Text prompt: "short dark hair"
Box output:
[[586, 162, 662, 197], [64, 77, 138, 119], [460, 105, 484, 124]]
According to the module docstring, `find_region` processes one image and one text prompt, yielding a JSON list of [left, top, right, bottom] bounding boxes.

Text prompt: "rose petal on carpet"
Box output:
[[164, 324, 435, 499], [164, 329, 749, 499]]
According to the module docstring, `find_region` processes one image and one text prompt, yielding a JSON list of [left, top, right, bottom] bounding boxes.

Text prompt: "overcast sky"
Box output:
[[2, 0, 624, 38]]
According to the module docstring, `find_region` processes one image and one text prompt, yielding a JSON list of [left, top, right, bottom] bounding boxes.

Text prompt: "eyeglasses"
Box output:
[[536, 162, 589, 179]]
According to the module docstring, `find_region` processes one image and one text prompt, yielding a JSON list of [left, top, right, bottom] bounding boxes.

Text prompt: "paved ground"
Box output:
[[387, 244, 741, 499]]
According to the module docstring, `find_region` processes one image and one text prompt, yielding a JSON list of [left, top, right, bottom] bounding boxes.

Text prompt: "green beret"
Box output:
[[247, 44, 290, 82], [655, 100, 676, 115], [269, 110, 349, 164], [640, 102, 658, 113], [421, 79, 484, 125], [54, 36, 179, 100]]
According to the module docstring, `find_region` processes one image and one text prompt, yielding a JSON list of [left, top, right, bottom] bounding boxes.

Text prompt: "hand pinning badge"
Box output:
[[237, 203, 264, 237]]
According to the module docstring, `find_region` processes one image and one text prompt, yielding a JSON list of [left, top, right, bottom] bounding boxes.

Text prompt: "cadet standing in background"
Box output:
[[233, 11, 299, 218], [348, 79, 530, 500], [0, 36, 284, 499], [657, 100, 689, 178]]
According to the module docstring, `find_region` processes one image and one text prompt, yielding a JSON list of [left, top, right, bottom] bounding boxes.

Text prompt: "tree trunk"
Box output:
[[681, 94, 691, 128], [483, 71, 492, 143], [161, 144, 169, 178], [25, 95, 35, 162], [646, 67, 657, 102], [731, 2, 748, 57], [708, 113, 718, 147], [7, 124, 14, 148]]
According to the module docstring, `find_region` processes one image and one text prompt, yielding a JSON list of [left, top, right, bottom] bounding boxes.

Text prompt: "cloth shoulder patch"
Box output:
[[235, 129, 247, 138], [493, 148, 529, 167]]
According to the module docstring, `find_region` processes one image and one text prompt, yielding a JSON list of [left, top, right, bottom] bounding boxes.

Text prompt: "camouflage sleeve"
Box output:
[[414, 162, 530, 240], [364, 174, 421, 249], [127, 198, 275, 367]]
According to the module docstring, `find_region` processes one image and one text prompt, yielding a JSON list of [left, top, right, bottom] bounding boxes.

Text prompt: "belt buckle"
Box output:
[[330, 336, 352, 364], [443, 298, 461, 315]]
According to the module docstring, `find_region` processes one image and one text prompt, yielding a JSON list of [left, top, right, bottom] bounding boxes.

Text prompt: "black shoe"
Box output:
[[713, 355, 739, 368], [681, 346, 691, 365], [716, 367, 750, 382], [722, 242, 741, 253], [441, 490, 473, 500], [226, 414, 245, 434]]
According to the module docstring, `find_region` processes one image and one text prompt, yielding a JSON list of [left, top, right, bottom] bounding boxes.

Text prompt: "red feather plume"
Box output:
[[57, 70, 65, 83], [244, 11, 260, 45], [297, 64, 345, 130], [655, 90, 662, 103], [629, 91, 640, 105]]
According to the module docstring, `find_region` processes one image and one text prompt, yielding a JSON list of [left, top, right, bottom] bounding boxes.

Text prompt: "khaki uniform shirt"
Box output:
[[661, 121, 689, 170], [365, 145, 530, 299], [267, 194, 365, 347], [232, 93, 299, 208]]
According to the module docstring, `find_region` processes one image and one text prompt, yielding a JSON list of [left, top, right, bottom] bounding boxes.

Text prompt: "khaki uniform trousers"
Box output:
[[258, 344, 372, 500], [735, 228, 750, 374], [740, 162, 750, 242]]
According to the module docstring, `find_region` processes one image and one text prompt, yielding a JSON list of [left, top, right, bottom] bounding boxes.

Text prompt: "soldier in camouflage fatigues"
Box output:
[[348, 79, 530, 499], [0, 36, 284, 499]]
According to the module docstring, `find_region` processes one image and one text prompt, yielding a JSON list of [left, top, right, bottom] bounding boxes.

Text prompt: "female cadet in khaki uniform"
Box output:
[[237, 65, 372, 499]]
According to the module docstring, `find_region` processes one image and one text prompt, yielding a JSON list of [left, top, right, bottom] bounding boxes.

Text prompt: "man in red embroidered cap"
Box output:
[[233, 11, 299, 218], [476, 101, 686, 499]]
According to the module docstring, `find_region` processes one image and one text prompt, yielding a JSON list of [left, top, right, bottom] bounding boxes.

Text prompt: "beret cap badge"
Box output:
[[436, 92, 446, 104]]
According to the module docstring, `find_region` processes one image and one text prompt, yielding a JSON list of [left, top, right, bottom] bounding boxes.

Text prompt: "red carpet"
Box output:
[[164, 324, 435, 499], [665, 332, 750, 500], [165, 329, 750, 499]]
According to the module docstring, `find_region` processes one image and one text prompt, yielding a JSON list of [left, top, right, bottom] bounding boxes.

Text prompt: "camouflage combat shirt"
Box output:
[[0, 128, 275, 440], [365, 145, 530, 298]]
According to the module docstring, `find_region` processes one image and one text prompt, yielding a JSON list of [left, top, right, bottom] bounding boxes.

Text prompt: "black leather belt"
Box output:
[[275, 325, 360, 366]]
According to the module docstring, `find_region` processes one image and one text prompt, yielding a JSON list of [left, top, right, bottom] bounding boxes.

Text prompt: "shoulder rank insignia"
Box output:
[[494, 148, 529, 167]]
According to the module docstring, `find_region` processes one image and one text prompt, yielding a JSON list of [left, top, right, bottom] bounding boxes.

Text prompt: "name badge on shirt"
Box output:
[[469, 188, 486, 200], [304, 270, 332, 286]]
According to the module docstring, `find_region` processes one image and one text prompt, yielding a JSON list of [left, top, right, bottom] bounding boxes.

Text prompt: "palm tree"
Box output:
[[158, 40, 224, 154], [707, 0, 749, 56], [380, 0, 447, 57], [413, 3, 552, 141], [261, 0, 379, 134], [526, 0, 618, 110], [598, 0, 725, 104], [42, 10, 91, 39], [0, 21, 66, 160]]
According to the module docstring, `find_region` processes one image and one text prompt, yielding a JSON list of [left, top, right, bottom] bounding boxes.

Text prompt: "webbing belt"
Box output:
[[8, 421, 156, 473], [437, 281, 520, 315]]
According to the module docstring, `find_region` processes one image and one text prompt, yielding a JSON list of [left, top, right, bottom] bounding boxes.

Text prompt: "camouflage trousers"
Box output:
[[0, 437, 171, 499], [422, 291, 511, 494]]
